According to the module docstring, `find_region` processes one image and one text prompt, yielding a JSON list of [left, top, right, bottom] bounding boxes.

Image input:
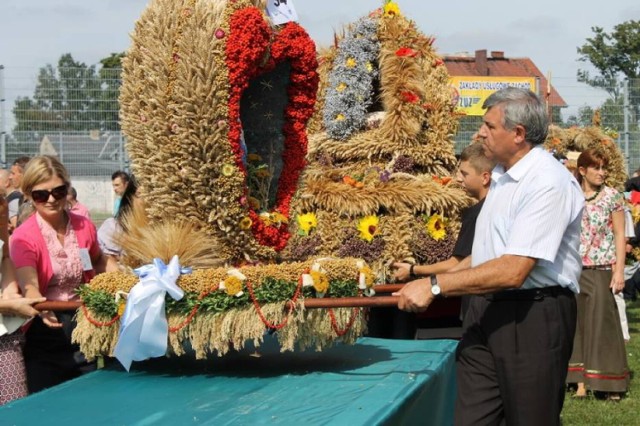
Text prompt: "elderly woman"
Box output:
[[10, 155, 115, 393], [568, 148, 629, 400]]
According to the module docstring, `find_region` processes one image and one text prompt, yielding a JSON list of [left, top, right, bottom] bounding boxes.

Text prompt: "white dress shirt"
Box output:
[[472, 146, 584, 293]]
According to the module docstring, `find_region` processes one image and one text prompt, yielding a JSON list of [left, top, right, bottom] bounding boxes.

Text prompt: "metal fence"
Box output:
[[2, 65, 640, 174], [0, 65, 127, 177]]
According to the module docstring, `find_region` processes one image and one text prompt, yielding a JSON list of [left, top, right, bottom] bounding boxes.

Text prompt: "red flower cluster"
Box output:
[[226, 8, 271, 168], [401, 90, 419, 104], [225, 8, 319, 251], [395, 47, 419, 57]]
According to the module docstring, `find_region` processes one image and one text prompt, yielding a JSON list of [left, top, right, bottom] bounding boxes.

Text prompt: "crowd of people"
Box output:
[[0, 87, 637, 424], [0, 157, 131, 404]]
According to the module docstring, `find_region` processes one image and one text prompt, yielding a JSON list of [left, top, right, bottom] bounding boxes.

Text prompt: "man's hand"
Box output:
[[392, 262, 411, 281], [393, 278, 433, 313]]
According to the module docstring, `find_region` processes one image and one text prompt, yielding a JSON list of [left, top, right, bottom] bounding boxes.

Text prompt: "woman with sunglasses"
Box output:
[[9, 155, 116, 393]]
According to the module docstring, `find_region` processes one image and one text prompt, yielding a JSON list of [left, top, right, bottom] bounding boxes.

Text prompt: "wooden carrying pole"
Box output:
[[34, 284, 404, 312]]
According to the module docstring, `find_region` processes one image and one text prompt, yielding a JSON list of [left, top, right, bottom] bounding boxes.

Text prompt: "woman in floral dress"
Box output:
[[567, 148, 629, 400]]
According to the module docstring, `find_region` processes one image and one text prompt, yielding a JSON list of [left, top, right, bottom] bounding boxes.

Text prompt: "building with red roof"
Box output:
[[444, 49, 567, 108]]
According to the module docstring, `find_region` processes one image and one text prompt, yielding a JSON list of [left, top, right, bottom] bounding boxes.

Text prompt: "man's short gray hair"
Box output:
[[482, 87, 548, 145]]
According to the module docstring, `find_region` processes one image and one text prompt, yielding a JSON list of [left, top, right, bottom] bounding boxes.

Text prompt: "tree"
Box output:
[[564, 106, 595, 128], [98, 52, 126, 131], [577, 20, 640, 125], [12, 53, 125, 140]]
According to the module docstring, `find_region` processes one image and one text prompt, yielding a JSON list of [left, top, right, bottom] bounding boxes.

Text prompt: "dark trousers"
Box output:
[[365, 307, 417, 339], [455, 287, 576, 426], [23, 311, 95, 393], [623, 268, 640, 301]]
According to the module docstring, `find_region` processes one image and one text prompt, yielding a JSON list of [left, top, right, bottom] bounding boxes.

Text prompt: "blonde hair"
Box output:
[[460, 143, 496, 174], [21, 155, 70, 196]]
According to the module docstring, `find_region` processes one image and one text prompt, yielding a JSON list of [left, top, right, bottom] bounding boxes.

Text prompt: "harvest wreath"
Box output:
[[72, 258, 373, 362], [120, 0, 319, 263]]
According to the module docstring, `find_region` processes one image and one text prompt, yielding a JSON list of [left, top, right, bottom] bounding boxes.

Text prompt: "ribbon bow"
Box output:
[[114, 256, 186, 371]]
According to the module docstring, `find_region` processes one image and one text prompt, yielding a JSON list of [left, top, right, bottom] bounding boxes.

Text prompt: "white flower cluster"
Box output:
[[323, 17, 380, 140]]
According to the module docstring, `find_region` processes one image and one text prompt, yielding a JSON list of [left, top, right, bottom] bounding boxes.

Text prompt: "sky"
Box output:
[[1, 0, 640, 130]]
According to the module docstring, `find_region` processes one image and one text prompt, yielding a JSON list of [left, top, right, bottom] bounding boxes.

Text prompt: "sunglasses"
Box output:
[[31, 185, 68, 204]]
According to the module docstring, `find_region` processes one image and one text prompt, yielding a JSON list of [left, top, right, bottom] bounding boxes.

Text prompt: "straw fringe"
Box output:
[[72, 313, 121, 361], [75, 302, 365, 361]]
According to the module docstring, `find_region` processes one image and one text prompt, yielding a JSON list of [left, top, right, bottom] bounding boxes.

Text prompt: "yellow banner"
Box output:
[[450, 76, 538, 116]]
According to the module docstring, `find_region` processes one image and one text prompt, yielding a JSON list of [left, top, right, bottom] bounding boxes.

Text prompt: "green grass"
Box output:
[[561, 300, 640, 424]]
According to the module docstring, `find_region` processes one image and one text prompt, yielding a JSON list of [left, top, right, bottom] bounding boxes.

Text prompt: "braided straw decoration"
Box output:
[[287, 7, 470, 276], [120, 0, 279, 263]]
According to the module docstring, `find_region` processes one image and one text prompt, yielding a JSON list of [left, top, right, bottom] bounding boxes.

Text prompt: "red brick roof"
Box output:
[[443, 50, 566, 107]]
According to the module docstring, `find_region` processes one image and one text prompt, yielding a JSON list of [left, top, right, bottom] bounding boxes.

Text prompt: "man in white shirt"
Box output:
[[394, 88, 583, 425]]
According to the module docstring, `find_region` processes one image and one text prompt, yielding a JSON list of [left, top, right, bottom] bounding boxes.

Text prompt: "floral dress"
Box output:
[[580, 186, 623, 266], [568, 185, 629, 393]]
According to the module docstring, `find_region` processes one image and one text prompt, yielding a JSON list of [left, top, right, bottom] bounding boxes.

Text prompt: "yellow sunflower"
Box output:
[[426, 214, 447, 241], [336, 82, 347, 92], [221, 163, 235, 177], [223, 276, 243, 296], [297, 212, 318, 235], [383, 1, 400, 17], [310, 270, 329, 294], [239, 217, 253, 230], [358, 215, 379, 242], [346, 57, 357, 68], [336, 113, 345, 121]]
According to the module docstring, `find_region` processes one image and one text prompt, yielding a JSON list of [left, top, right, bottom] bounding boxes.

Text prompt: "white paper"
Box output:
[[79, 248, 93, 271], [266, 0, 298, 25]]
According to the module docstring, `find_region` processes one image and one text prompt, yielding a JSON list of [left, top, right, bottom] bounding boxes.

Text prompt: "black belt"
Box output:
[[485, 286, 568, 302]]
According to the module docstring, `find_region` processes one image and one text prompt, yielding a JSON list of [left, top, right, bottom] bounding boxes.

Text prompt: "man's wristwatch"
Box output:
[[430, 274, 442, 298]]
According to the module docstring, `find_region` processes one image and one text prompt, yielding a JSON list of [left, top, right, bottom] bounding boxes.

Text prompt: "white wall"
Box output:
[[69, 178, 114, 216]]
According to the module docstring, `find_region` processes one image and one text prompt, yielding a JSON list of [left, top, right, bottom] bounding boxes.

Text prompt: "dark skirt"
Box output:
[[567, 269, 630, 392], [0, 333, 28, 405], [23, 311, 95, 394]]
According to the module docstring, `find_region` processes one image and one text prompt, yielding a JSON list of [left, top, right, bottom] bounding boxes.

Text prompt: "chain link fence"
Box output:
[[0, 66, 127, 176], [2, 65, 640, 174]]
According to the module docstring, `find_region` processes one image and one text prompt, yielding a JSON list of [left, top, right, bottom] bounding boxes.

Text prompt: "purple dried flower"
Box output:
[[410, 229, 455, 264], [337, 235, 385, 264], [393, 155, 415, 173], [288, 234, 322, 260]]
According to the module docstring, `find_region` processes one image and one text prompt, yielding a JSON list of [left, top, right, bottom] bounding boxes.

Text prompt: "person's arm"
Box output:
[[0, 196, 21, 299], [0, 297, 46, 318], [94, 251, 118, 274], [449, 255, 472, 272], [393, 257, 463, 281], [7, 198, 18, 233], [415, 257, 463, 276], [611, 209, 627, 293], [394, 254, 536, 312], [1, 258, 22, 300], [15, 266, 61, 328]]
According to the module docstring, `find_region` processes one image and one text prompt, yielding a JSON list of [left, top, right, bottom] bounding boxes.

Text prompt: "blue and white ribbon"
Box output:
[[114, 256, 187, 371]]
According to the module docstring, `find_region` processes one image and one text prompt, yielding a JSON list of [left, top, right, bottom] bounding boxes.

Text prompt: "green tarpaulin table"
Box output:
[[1, 337, 457, 425]]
